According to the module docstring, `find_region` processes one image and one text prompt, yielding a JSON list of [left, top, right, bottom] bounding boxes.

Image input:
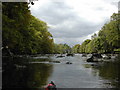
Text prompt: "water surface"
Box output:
[[2, 54, 120, 89]]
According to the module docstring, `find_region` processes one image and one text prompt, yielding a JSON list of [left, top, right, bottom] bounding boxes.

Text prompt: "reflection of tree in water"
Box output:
[[91, 55, 120, 88], [2, 57, 53, 89], [26, 63, 53, 88]]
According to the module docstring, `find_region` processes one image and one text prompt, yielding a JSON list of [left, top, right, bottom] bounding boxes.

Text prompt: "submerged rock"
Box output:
[[56, 55, 65, 58], [49, 61, 60, 63]]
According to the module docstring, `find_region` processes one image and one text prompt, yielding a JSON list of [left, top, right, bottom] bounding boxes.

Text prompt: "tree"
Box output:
[[72, 44, 81, 53], [2, 2, 54, 55], [80, 13, 120, 54], [2, 2, 31, 54], [53, 44, 71, 54], [80, 39, 91, 53]]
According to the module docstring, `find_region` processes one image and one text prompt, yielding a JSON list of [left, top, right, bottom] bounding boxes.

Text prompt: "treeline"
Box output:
[[72, 13, 120, 54], [2, 2, 72, 55], [2, 2, 54, 55], [53, 43, 71, 54], [3, 3, 119, 55]]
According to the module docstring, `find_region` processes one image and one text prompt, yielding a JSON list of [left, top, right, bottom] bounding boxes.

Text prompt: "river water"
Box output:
[[2, 54, 120, 89]]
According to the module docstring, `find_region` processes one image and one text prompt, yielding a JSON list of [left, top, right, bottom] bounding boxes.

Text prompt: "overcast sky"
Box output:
[[30, 0, 119, 46]]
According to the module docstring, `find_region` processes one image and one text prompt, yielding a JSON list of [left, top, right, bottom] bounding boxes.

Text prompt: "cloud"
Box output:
[[53, 30, 100, 46], [30, 0, 119, 46]]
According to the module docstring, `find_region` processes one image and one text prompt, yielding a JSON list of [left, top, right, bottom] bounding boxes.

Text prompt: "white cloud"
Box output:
[[30, 0, 119, 46], [65, 0, 118, 23]]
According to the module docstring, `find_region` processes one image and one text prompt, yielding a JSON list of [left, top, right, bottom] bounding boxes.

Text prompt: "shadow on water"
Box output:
[[2, 56, 53, 89], [84, 54, 120, 88]]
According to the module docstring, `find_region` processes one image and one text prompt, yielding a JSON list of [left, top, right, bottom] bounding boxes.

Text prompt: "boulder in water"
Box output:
[[66, 53, 74, 57], [66, 61, 72, 64], [102, 54, 111, 59], [82, 54, 87, 57], [87, 56, 94, 62], [56, 55, 65, 58], [92, 53, 102, 58], [87, 56, 99, 62]]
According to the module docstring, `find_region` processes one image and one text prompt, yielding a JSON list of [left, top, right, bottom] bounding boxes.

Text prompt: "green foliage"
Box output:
[[72, 44, 81, 53], [2, 2, 54, 55], [2, 2, 30, 54], [80, 39, 91, 53], [98, 13, 120, 53], [86, 37, 105, 53], [77, 13, 120, 54], [53, 44, 71, 54]]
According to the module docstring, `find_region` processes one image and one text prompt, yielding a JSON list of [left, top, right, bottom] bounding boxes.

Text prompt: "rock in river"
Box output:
[[56, 55, 65, 58], [49, 61, 61, 63], [66, 53, 74, 57], [87, 53, 103, 62], [66, 61, 72, 64]]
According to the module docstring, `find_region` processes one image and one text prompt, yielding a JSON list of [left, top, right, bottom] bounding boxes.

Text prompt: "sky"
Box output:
[[30, 0, 119, 47]]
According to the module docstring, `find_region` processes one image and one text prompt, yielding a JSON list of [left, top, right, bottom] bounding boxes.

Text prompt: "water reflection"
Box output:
[[2, 57, 53, 89], [85, 55, 120, 88], [97, 59, 120, 88]]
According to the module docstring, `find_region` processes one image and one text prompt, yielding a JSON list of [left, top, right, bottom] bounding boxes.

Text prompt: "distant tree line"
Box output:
[[72, 13, 120, 54], [53, 43, 71, 54]]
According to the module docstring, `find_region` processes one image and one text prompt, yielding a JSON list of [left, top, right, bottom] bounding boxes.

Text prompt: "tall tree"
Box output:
[[2, 2, 54, 55]]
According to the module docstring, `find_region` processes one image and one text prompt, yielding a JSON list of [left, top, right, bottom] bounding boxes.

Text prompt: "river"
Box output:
[[2, 54, 120, 89]]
